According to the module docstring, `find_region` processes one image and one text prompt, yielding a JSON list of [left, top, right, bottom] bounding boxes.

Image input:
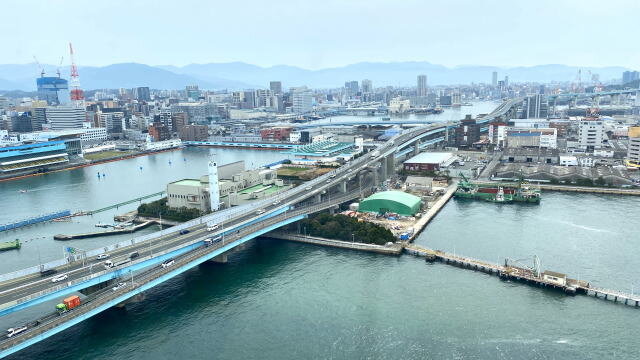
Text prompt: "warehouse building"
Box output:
[[358, 191, 422, 216], [403, 152, 456, 171]]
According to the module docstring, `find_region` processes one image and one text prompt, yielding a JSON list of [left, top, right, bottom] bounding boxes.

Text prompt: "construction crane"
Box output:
[[68, 42, 85, 109], [32, 56, 45, 77], [56, 56, 64, 78]]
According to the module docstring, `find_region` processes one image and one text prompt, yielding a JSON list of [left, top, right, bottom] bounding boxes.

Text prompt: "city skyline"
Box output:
[[2, 0, 640, 69]]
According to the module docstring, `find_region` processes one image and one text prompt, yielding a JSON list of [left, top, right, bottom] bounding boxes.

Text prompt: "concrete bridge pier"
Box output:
[[413, 141, 421, 156], [211, 253, 228, 263], [340, 181, 347, 193]]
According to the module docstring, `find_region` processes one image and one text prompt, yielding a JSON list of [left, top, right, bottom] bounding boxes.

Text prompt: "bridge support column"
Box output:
[[414, 141, 421, 156], [340, 181, 347, 193], [211, 254, 228, 263], [315, 194, 322, 203]]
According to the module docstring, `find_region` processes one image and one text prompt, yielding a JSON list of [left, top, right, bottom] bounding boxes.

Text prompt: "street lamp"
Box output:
[[352, 233, 355, 243]]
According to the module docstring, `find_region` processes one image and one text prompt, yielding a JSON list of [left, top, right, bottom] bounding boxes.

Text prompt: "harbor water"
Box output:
[[2, 102, 639, 359]]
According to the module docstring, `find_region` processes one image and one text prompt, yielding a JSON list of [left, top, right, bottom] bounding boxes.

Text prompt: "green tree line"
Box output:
[[137, 198, 203, 222], [297, 213, 395, 245]]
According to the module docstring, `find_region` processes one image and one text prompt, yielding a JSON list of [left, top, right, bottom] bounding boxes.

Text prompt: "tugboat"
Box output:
[[454, 174, 541, 204]]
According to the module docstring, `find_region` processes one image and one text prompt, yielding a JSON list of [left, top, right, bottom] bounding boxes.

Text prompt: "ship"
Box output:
[[454, 174, 541, 204]]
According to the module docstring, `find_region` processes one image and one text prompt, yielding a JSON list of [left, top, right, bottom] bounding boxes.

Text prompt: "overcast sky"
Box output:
[[2, 0, 639, 69]]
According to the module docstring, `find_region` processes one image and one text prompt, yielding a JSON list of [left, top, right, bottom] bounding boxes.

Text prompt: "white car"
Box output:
[[51, 274, 68, 283], [6, 326, 27, 338], [112, 282, 127, 291], [96, 254, 110, 260], [207, 224, 219, 231], [161, 259, 175, 268]]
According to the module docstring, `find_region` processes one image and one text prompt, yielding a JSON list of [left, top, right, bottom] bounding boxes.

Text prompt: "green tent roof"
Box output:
[[359, 191, 421, 216]]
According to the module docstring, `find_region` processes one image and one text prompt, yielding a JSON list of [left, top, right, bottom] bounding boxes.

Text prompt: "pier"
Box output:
[[266, 232, 403, 255], [53, 220, 159, 240], [0, 210, 71, 232], [405, 244, 640, 307], [86, 191, 165, 215]]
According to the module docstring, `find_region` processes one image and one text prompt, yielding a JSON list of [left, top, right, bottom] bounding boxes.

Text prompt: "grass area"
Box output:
[[277, 166, 311, 177], [84, 150, 137, 161]]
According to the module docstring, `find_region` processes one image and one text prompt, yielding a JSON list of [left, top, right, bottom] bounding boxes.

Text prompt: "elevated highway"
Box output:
[[0, 99, 524, 358]]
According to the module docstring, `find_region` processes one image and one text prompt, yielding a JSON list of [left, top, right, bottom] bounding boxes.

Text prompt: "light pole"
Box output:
[[352, 233, 355, 243]]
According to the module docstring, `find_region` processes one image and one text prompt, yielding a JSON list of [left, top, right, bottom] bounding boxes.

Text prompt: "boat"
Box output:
[[95, 222, 112, 228], [0, 239, 21, 252], [454, 174, 541, 204], [18, 190, 27, 193]]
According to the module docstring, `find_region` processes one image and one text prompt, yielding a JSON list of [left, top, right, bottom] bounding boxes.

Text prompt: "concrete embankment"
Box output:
[[266, 232, 403, 255], [408, 181, 458, 242], [537, 184, 640, 196]]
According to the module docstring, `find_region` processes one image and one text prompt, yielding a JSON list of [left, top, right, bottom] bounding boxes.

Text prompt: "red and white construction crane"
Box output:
[[68, 43, 85, 109]]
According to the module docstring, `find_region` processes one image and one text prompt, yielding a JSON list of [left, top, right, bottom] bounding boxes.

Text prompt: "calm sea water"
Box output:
[[4, 102, 639, 359]]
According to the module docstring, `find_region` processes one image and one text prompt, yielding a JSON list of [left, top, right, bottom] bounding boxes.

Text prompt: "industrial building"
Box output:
[[166, 161, 285, 211], [504, 128, 557, 149], [626, 126, 640, 168], [358, 191, 422, 216], [403, 152, 456, 171]]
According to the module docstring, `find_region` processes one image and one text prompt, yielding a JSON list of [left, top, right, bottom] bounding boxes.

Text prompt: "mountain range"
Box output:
[[0, 61, 631, 92]]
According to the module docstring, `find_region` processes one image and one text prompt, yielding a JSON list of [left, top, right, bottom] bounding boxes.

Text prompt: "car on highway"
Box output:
[[51, 274, 68, 283], [103, 260, 114, 269], [207, 224, 219, 231], [272, 200, 280, 205], [255, 209, 265, 215], [305, 186, 312, 190], [111, 282, 127, 291], [6, 326, 27, 338], [96, 253, 110, 260], [39, 269, 57, 277], [161, 259, 175, 268], [129, 252, 140, 260], [179, 229, 190, 235]]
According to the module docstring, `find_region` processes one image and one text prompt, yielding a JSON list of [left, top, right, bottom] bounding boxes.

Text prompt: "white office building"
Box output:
[[578, 118, 605, 149], [46, 107, 86, 129], [292, 88, 313, 114]]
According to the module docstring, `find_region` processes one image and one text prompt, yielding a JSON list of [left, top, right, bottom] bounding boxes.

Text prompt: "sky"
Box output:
[[2, 0, 639, 70]]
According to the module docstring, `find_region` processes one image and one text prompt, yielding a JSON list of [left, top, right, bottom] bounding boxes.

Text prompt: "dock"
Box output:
[[53, 220, 159, 240], [266, 232, 403, 255], [405, 244, 640, 307], [0, 210, 71, 232], [86, 191, 165, 215]]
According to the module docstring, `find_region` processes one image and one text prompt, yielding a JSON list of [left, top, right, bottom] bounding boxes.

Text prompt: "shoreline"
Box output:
[[0, 147, 181, 183]]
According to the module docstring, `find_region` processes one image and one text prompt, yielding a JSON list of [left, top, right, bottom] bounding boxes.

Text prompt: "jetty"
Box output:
[[266, 232, 402, 255], [53, 220, 158, 240], [405, 244, 640, 307], [0, 210, 71, 232]]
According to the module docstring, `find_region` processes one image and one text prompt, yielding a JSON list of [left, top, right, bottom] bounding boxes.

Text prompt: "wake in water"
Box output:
[[538, 217, 619, 235]]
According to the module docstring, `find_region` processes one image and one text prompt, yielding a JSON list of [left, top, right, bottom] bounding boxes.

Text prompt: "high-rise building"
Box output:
[[492, 71, 498, 87], [361, 79, 373, 93], [134, 87, 151, 101], [46, 107, 86, 129], [292, 87, 313, 114], [36, 75, 69, 106], [344, 81, 359, 95], [186, 85, 201, 100], [32, 108, 47, 131], [417, 75, 428, 97], [269, 81, 282, 95], [578, 118, 605, 149], [504, 76, 509, 87], [622, 71, 639, 85]]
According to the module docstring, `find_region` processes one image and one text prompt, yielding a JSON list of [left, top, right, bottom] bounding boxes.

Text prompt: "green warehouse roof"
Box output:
[[358, 191, 421, 216]]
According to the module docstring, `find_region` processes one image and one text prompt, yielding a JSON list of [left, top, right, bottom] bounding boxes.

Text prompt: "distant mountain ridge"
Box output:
[[0, 61, 631, 92]]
